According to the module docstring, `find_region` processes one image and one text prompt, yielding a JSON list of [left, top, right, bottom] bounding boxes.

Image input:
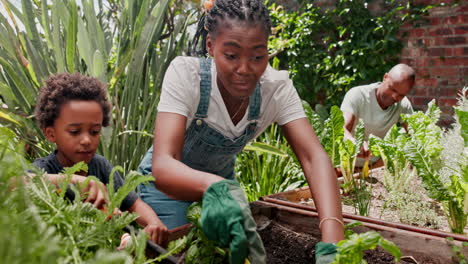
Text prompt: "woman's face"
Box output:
[[207, 21, 269, 99]]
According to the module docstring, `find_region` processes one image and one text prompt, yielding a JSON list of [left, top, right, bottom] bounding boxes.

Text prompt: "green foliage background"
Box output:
[[268, 0, 432, 109], [0, 0, 194, 170]]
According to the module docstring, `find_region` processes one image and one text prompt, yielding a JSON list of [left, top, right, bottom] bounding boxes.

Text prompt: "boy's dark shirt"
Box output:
[[33, 151, 138, 211]]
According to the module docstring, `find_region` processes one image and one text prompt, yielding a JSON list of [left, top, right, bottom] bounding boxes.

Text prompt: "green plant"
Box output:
[[0, 126, 152, 263], [302, 102, 343, 167], [369, 108, 443, 229], [0, 0, 192, 170], [158, 203, 228, 263], [339, 120, 365, 194], [236, 124, 306, 202], [0, 126, 62, 264], [446, 237, 468, 264], [349, 172, 372, 217], [268, 0, 433, 108], [455, 87, 468, 146], [384, 186, 442, 229], [401, 99, 467, 234], [369, 125, 415, 193], [332, 222, 401, 264], [27, 161, 155, 262]]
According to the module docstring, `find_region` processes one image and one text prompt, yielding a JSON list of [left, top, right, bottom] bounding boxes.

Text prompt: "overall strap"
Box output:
[[195, 57, 213, 118], [247, 83, 262, 121]]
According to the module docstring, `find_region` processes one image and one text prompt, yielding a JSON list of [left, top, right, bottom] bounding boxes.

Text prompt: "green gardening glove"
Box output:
[[201, 180, 266, 264], [315, 242, 338, 264]]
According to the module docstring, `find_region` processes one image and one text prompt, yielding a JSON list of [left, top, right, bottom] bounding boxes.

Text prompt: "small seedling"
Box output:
[[332, 221, 401, 264]]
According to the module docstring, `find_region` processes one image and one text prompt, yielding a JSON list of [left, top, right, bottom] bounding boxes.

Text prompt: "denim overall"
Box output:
[[138, 58, 262, 229]]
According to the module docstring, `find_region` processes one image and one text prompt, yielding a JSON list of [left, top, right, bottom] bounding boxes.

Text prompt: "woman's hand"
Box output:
[[282, 118, 345, 243], [131, 198, 170, 246], [143, 220, 169, 246], [201, 180, 266, 264]]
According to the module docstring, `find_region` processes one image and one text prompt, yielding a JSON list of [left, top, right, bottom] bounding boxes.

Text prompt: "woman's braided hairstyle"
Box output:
[[189, 0, 272, 57]]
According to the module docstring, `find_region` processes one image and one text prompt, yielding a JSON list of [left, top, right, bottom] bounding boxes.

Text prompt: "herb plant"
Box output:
[[161, 203, 228, 263], [339, 120, 365, 194], [400, 100, 468, 234], [0, 126, 154, 263], [369, 126, 414, 193], [446, 237, 468, 264], [332, 222, 401, 264]]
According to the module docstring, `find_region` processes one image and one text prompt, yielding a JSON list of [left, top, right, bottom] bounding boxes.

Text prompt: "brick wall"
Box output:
[[399, 0, 468, 125], [272, 0, 467, 124]]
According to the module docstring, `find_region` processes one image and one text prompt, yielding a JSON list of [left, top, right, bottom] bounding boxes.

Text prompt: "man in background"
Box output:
[[340, 63, 415, 167]]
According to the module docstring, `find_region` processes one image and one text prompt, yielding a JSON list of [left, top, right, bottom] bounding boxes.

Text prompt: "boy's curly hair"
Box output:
[[35, 73, 111, 129]]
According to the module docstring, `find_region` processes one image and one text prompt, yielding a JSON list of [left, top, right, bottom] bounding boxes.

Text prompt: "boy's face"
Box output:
[[206, 22, 269, 99], [45, 100, 103, 167]]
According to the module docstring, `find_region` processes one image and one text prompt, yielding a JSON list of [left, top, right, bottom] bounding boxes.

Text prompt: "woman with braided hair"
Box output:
[[138, 0, 343, 263]]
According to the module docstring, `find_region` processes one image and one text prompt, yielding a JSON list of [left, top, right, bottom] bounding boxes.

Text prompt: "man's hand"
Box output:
[[357, 141, 370, 159], [73, 175, 109, 209], [143, 220, 169, 246], [201, 180, 266, 264]]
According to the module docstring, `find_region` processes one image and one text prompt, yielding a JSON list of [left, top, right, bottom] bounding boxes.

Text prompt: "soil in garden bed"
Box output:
[[258, 221, 424, 264]]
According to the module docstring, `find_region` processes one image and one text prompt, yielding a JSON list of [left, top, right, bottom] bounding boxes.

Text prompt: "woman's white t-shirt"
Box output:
[[157, 56, 306, 139]]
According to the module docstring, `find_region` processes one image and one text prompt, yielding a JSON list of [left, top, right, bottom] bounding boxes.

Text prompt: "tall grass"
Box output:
[[236, 124, 306, 202], [0, 0, 193, 170]]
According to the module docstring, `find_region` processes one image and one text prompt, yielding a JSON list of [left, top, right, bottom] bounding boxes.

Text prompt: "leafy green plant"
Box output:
[[349, 173, 372, 217], [0, 126, 153, 263], [339, 120, 365, 194], [268, 0, 433, 108], [383, 186, 442, 229], [401, 99, 468, 234], [26, 162, 155, 262], [446, 237, 468, 264], [302, 102, 343, 167], [0, 126, 63, 264], [455, 87, 468, 146], [0, 0, 192, 170], [370, 124, 442, 228], [332, 222, 401, 264], [369, 125, 414, 192], [159, 203, 228, 263], [236, 124, 306, 202]]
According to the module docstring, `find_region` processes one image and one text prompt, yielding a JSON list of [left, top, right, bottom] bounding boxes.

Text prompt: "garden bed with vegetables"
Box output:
[[149, 200, 464, 263], [263, 167, 468, 235], [251, 201, 466, 264]]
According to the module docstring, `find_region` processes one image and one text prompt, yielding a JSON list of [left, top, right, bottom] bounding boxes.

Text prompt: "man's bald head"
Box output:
[[387, 64, 415, 84], [376, 64, 416, 109]]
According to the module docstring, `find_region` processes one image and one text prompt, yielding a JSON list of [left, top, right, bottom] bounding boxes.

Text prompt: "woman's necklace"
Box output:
[[230, 97, 248, 121]]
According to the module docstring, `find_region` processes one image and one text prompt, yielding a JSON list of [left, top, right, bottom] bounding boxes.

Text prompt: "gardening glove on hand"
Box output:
[[315, 242, 337, 264], [201, 180, 266, 264]]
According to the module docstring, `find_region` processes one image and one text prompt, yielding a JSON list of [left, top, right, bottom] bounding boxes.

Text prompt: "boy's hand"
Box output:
[[72, 175, 109, 209], [143, 220, 169, 246]]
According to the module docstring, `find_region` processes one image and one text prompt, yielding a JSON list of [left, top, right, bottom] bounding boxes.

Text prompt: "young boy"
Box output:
[[33, 72, 168, 245]]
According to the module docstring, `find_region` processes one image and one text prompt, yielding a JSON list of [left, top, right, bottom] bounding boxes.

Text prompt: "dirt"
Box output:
[[258, 221, 317, 263], [258, 221, 419, 264]]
